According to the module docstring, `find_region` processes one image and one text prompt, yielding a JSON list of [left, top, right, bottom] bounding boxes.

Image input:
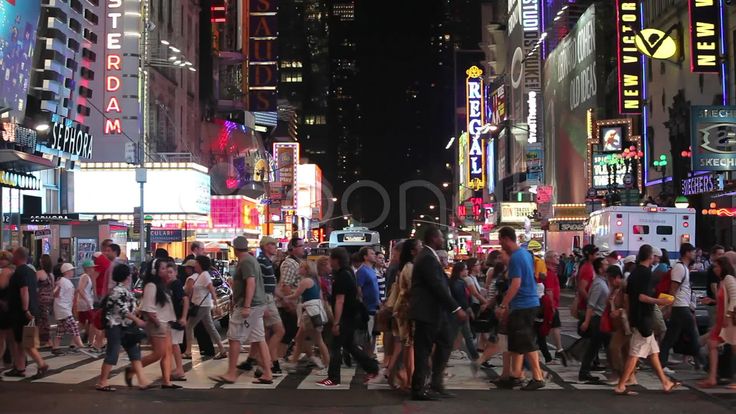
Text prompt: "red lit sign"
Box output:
[[248, 0, 278, 112]]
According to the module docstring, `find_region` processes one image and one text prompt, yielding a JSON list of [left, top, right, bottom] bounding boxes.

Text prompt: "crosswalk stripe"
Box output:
[[2, 353, 90, 382], [34, 359, 104, 384]]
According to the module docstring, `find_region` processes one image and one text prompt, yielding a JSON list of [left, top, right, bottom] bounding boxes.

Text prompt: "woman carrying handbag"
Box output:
[[183, 256, 226, 360]]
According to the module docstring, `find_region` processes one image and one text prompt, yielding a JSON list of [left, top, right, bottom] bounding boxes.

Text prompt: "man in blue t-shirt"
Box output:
[[356, 246, 380, 355], [495, 227, 545, 391]]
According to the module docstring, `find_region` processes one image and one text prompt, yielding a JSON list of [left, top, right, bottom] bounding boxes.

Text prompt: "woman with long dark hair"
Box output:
[[699, 256, 736, 388], [36, 254, 54, 348], [136, 258, 180, 389]]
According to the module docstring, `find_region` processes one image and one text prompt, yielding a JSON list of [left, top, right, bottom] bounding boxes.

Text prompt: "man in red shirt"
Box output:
[[576, 245, 599, 317], [544, 250, 563, 355]]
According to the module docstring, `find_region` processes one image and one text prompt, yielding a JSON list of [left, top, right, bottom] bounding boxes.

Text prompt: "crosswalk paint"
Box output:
[[34, 359, 104, 384], [2, 353, 90, 382]]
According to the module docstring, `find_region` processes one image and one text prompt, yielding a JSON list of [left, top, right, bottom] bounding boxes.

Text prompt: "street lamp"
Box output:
[[675, 196, 689, 208]]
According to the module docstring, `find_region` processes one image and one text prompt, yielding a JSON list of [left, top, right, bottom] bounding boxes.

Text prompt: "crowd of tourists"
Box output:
[[2, 229, 735, 400]]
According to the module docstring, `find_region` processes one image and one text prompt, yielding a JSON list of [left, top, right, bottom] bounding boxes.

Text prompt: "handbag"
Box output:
[[187, 273, 209, 318], [121, 325, 146, 347], [599, 306, 612, 334], [22, 319, 40, 349]]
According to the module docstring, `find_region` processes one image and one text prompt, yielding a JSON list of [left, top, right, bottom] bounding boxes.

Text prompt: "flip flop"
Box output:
[[139, 383, 158, 391], [182, 354, 192, 360], [95, 385, 117, 392], [161, 384, 183, 389], [252, 378, 274, 385], [614, 389, 639, 396], [696, 380, 717, 389], [213, 352, 227, 360], [171, 376, 187, 382], [124, 367, 134, 387], [664, 381, 682, 393], [209, 375, 235, 384]]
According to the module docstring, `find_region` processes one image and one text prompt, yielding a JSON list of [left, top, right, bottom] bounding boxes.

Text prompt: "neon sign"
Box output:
[[616, 0, 643, 114], [104, 0, 123, 135], [635, 28, 677, 60], [688, 0, 722, 73], [527, 91, 538, 144], [466, 66, 485, 191]]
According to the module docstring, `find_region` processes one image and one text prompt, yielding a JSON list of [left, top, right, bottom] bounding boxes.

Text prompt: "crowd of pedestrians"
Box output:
[[3, 230, 736, 400]]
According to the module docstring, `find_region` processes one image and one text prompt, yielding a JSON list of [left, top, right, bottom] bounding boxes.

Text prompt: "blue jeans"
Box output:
[[449, 318, 479, 360], [104, 325, 142, 365]]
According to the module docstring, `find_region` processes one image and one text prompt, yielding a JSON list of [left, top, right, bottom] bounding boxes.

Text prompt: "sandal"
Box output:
[[614, 389, 639, 396], [95, 385, 117, 392], [161, 383, 183, 389], [139, 383, 157, 390], [124, 367, 134, 387], [213, 352, 227, 360], [697, 380, 717, 389], [182, 353, 192, 360], [252, 378, 274, 385], [664, 381, 682, 393], [209, 375, 235, 384], [171, 375, 187, 382]]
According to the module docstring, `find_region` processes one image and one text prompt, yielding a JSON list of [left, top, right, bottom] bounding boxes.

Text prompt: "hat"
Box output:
[[232, 236, 249, 251], [623, 255, 636, 264], [582, 244, 599, 256], [260, 236, 278, 248], [528, 240, 543, 252], [652, 247, 663, 257], [537, 283, 545, 298], [606, 251, 619, 259], [60, 263, 75, 273], [184, 259, 197, 268], [81, 260, 95, 268]]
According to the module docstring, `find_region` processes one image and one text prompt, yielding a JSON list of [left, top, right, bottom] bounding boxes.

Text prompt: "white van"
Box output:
[[585, 206, 696, 256]]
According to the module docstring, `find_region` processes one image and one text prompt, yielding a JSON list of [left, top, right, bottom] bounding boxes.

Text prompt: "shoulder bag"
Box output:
[[187, 273, 210, 318]]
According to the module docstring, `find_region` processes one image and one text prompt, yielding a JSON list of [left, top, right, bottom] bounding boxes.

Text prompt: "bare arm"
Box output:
[[501, 277, 522, 309], [184, 278, 195, 296], [287, 278, 311, 300], [244, 277, 256, 308], [466, 280, 487, 304], [77, 276, 91, 308]]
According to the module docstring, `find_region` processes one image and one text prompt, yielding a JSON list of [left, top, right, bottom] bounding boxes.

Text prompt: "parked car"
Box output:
[[132, 268, 232, 328]]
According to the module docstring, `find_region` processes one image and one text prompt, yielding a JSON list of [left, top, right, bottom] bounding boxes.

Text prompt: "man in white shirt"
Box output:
[[658, 243, 699, 371], [52, 263, 85, 355]]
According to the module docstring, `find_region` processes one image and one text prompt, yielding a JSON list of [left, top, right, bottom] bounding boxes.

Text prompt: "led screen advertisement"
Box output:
[[543, 4, 606, 203], [0, 0, 40, 118]]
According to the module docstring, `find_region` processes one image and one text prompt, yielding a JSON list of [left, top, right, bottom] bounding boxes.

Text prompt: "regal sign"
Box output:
[[248, 0, 278, 112], [616, 0, 643, 114], [466, 66, 485, 191], [688, 0, 722, 73]]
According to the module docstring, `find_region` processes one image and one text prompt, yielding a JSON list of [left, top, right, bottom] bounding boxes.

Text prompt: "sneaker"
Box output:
[[663, 367, 676, 375], [559, 351, 568, 367], [368, 370, 389, 385], [51, 348, 65, 356], [480, 361, 494, 369], [67, 346, 80, 354], [450, 350, 467, 360], [522, 379, 546, 391], [237, 358, 256, 371], [309, 356, 325, 370], [579, 373, 601, 383], [316, 378, 340, 388]]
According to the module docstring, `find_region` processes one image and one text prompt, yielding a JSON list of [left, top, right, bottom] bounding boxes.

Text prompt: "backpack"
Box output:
[[655, 261, 684, 296]]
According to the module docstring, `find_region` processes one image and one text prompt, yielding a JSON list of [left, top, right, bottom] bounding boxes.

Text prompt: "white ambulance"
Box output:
[[584, 206, 696, 256]]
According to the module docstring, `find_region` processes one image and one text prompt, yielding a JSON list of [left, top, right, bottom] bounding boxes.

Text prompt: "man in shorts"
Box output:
[[495, 227, 545, 391], [614, 244, 680, 396], [239, 237, 285, 374], [212, 236, 273, 385]]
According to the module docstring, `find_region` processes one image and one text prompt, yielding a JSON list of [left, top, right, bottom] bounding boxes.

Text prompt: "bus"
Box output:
[[328, 226, 382, 254], [584, 206, 696, 256]]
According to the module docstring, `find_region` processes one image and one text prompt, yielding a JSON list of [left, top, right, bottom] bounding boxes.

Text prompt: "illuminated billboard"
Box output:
[[616, 0, 643, 114], [466, 66, 485, 191], [688, 0, 722, 73], [0, 0, 40, 118], [273, 143, 299, 209], [248, 0, 278, 113]]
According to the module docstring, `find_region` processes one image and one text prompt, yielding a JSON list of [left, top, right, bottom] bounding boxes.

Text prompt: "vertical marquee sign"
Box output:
[[466, 66, 486, 192], [616, 0, 643, 115], [273, 143, 299, 209], [688, 0, 722, 73], [248, 0, 278, 113]]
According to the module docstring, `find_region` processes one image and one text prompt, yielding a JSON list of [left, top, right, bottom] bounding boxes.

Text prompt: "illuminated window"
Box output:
[[281, 73, 303, 83]]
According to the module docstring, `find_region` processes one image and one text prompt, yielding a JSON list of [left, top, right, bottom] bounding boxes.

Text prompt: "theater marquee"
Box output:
[[688, 0, 722, 73], [466, 66, 485, 192]]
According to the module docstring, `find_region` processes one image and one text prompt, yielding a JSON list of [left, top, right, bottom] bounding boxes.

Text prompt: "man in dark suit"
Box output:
[[410, 226, 468, 401]]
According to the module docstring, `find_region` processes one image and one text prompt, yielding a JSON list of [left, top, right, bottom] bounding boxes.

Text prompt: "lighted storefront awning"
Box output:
[[0, 149, 56, 172]]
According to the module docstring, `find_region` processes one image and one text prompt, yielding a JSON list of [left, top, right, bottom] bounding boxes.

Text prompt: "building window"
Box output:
[[281, 73, 303, 83]]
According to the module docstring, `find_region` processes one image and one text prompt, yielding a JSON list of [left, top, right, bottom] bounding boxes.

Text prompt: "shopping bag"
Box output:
[[22, 319, 39, 349]]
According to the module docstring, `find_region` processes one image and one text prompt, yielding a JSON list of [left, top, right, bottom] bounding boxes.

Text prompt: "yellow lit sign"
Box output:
[[635, 28, 677, 60]]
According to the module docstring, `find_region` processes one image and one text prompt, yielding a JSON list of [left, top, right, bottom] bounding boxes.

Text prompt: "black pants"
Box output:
[[580, 315, 609, 377], [279, 308, 298, 345], [660, 307, 700, 365], [412, 318, 452, 393], [328, 321, 378, 384], [535, 322, 552, 362]]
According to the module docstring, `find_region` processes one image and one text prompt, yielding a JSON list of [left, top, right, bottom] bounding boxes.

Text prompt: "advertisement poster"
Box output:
[[543, 4, 607, 203], [273, 143, 298, 209], [691, 106, 736, 171], [0, 0, 41, 118]]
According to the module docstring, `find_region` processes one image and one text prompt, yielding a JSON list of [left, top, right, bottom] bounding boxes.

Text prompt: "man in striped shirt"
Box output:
[[375, 252, 387, 303], [258, 237, 285, 374]]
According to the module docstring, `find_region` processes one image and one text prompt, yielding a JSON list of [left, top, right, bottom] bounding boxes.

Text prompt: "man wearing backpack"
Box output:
[[658, 243, 699, 373]]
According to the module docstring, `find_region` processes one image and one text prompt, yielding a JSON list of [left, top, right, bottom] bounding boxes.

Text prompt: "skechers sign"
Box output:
[[466, 66, 485, 191], [681, 173, 725, 196], [691, 106, 736, 170], [616, 0, 643, 115], [688, 0, 722, 73]]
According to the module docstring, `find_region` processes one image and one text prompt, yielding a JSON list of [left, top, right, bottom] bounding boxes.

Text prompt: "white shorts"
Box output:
[[171, 328, 184, 345], [629, 329, 660, 358], [228, 305, 266, 344]]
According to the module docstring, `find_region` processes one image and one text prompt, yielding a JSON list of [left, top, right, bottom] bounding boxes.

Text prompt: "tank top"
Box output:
[[301, 279, 321, 302], [77, 273, 95, 311]]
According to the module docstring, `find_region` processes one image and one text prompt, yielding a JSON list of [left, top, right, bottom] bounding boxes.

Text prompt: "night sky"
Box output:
[[350, 0, 482, 241]]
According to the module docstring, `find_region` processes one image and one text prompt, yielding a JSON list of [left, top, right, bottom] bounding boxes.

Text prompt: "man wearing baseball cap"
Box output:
[[212, 236, 273, 384]]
